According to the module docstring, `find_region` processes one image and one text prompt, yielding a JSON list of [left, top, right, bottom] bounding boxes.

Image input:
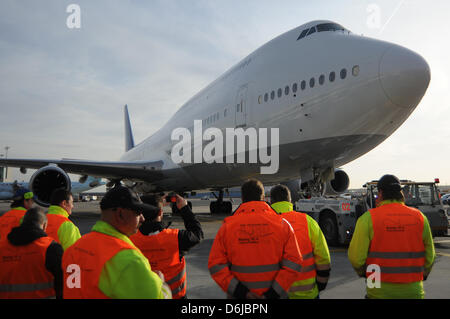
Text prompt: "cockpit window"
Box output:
[[316, 23, 345, 32], [297, 29, 309, 40], [297, 23, 347, 41], [307, 27, 316, 36]]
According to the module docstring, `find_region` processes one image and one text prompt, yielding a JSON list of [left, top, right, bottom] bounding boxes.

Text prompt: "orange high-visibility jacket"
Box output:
[[131, 228, 186, 298], [366, 203, 425, 283], [0, 208, 26, 241], [0, 236, 56, 299], [280, 212, 316, 286], [62, 231, 138, 299], [46, 214, 70, 243], [208, 201, 303, 298]]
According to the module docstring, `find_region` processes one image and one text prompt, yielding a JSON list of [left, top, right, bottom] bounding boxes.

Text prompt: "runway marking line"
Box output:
[[326, 241, 449, 253], [436, 252, 450, 258], [434, 240, 450, 244]]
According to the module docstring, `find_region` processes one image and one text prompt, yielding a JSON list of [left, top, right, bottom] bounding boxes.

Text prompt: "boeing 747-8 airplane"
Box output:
[[0, 21, 430, 213]]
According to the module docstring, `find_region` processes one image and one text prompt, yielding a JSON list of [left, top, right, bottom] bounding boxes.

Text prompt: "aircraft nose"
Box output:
[[379, 45, 430, 108]]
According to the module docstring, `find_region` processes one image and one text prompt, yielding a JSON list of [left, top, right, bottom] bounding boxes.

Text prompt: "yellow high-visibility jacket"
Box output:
[[348, 200, 435, 299]]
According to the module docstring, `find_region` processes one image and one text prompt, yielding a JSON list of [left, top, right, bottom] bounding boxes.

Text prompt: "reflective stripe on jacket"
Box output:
[[279, 212, 316, 292], [272, 201, 331, 299], [366, 203, 425, 283], [283, 213, 316, 277], [208, 201, 303, 298], [62, 221, 166, 299], [130, 228, 187, 298], [0, 208, 27, 241], [0, 236, 55, 299], [46, 206, 81, 250]]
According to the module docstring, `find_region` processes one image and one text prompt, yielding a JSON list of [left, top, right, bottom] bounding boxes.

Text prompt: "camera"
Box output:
[[165, 192, 177, 203]]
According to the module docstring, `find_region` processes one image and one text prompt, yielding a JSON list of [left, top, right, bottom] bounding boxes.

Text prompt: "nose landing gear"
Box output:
[[210, 189, 233, 215]]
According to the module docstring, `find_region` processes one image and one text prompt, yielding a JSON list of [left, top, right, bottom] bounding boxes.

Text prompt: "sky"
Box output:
[[0, 0, 449, 189]]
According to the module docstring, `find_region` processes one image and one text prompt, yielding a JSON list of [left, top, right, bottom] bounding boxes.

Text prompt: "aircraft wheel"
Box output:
[[210, 202, 218, 215], [210, 201, 232, 214], [224, 201, 232, 215]]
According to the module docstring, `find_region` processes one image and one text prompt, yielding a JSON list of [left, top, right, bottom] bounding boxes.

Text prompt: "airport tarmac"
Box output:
[[1, 199, 449, 299]]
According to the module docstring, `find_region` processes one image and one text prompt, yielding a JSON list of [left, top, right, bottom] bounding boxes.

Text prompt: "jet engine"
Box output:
[[282, 169, 350, 200], [29, 165, 71, 207], [323, 169, 350, 195]]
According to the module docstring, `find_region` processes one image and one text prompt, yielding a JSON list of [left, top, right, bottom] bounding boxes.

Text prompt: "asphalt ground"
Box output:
[[1, 199, 449, 299]]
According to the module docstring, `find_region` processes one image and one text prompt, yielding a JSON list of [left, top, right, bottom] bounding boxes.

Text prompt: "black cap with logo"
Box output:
[[377, 174, 402, 192], [100, 186, 158, 215]]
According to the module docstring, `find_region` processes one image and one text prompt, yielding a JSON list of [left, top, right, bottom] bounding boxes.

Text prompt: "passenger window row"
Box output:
[[258, 65, 360, 104], [202, 112, 220, 126]]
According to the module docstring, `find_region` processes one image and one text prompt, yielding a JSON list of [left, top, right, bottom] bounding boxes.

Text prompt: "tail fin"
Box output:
[[124, 104, 135, 151]]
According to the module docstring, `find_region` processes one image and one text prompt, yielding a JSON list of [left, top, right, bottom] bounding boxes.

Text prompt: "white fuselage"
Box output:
[[120, 20, 430, 193]]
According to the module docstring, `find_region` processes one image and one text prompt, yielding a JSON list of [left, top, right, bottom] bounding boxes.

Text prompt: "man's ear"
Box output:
[[119, 208, 128, 221], [113, 208, 125, 224]]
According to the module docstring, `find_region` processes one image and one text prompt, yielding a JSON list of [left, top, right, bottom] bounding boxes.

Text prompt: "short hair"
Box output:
[[241, 179, 264, 203], [270, 185, 291, 204], [22, 207, 47, 227], [50, 188, 72, 206], [377, 174, 405, 202], [382, 189, 405, 202], [140, 194, 164, 210]]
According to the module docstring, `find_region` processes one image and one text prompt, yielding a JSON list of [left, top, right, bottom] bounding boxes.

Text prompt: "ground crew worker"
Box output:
[[208, 179, 303, 299], [130, 193, 203, 299], [270, 184, 331, 299], [0, 187, 34, 241], [0, 207, 63, 299], [46, 188, 81, 250], [348, 174, 435, 299], [62, 185, 171, 299]]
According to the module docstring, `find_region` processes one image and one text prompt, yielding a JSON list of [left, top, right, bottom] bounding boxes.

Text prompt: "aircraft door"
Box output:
[[235, 85, 248, 128]]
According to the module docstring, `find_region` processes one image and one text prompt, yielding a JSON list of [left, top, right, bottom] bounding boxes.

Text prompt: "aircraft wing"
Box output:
[[0, 158, 165, 182]]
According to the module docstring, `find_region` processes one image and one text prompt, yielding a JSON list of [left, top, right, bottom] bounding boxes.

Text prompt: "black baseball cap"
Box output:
[[377, 174, 402, 192], [100, 186, 157, 214]]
